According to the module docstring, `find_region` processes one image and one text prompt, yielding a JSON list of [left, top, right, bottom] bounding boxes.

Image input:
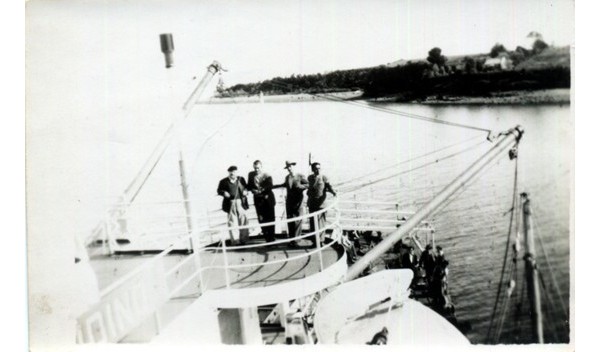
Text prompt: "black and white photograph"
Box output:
[[25, 0, 575, 350]]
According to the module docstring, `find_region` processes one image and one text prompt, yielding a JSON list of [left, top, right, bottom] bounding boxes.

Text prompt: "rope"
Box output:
[[486, 152, 519, 343], [263, 80, 493, 134]]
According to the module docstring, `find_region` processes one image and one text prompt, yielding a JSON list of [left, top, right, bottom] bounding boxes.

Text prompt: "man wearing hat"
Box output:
[[307, 162, 337, 247], [217, 165, 250, 245], [247, 160, 276, 242], [275, 161, 308, 245], [435, 246, 446, 265]]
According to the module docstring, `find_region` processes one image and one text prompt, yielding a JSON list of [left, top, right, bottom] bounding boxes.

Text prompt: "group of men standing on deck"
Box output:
[[217, 160, 336, 247], [401, 244, 452, 309]]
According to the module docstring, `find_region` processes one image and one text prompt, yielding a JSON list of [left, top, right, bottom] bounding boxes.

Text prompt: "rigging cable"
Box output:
[[531, 213, 569, 320], [537, 272, 562, 342], [494, 262, 517, 343], [514, 270, 527, 342], [495, 186, 523, 345], [340, 140, 488, 194], [495, 174, 524, 343], [486, 147, 520, 343], [263, 80, 493, 135], [188, 94, 243, 178], [335, 134, 482, 188], [422, 140, 509, 221]]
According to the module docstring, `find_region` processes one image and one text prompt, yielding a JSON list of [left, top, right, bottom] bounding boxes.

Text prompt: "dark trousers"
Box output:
[[286, 203, 303, 239], [255, 199, 275, 241]]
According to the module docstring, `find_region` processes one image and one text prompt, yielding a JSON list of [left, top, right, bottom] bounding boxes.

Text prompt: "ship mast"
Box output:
[[521, 192, 544, 343]]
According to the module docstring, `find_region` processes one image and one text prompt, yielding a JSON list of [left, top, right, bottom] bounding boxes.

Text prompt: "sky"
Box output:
[[27, 0, 574, 85]]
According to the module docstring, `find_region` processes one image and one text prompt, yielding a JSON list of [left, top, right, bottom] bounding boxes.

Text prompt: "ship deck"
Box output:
[[90, 235, 342, 293], [87, 234, 345, 343]]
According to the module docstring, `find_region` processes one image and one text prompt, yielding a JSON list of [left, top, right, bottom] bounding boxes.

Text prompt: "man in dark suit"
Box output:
[[217, 165, 249, 245], [402, 246, 418, 270], [307, 162, 336, 247], [275, 161, 308, 246], [419, 244, 436, 282], [402, 246, 419, 288], [247, 160, 276, 242]]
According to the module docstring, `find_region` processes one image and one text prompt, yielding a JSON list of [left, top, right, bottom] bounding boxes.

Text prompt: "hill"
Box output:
[[515, 46, 570, 71], [218, 46, 571, 103]]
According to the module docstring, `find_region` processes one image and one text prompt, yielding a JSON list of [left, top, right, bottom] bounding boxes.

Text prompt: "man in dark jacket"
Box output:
[[419, 244, 436, 282], [217, 166, 249, 245], [247, 160, 276, 242], [307, 162, 336, 247], [402, 246, 418, 271], [275, 161, 308, 246], [402, 246, 419, 288]]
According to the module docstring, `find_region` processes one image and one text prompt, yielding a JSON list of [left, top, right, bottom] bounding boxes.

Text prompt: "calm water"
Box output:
[[127, 100, 571, 344]]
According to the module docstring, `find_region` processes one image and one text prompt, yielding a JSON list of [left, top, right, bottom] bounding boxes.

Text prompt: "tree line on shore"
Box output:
[[219, 35, 569, 100]]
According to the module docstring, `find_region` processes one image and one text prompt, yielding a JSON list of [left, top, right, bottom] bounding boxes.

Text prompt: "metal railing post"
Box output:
[[335, 200, 342, 242], [193, 230, 204, 294], [104, 212, 115, 255], [222, 239, 232, 289], [353, 194, 359, 228], [314, 214, 324, 272], [153, 312, 162, 334]]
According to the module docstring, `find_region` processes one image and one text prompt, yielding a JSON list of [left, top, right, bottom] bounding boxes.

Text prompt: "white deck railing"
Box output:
[[78, 198, 343, 343], [79, 193, 438, 343]]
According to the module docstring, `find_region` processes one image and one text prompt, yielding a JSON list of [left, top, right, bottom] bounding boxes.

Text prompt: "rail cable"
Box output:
[[262, 80, 493, 135], [486, 151, 520, 343]]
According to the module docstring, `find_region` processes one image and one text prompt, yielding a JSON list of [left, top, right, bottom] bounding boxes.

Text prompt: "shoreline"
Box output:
[[371, 88, 571, 105], [203, 88, 570, 105], [202, 90, 363, 104]]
